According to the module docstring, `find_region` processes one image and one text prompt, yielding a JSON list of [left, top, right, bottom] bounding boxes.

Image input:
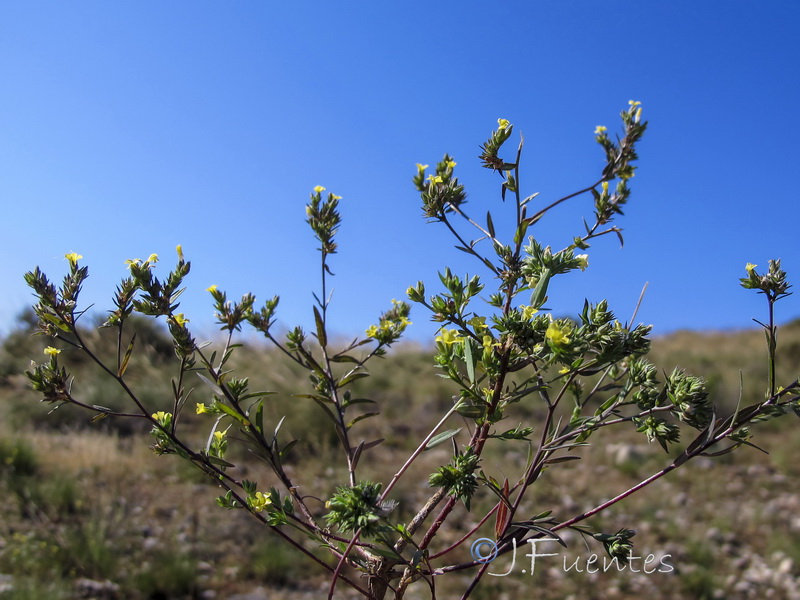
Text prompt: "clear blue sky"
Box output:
[[2, 2, 799, 343]]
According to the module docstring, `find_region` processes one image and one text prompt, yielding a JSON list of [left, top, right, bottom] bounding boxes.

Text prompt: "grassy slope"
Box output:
[[1, 319, 799, 599]]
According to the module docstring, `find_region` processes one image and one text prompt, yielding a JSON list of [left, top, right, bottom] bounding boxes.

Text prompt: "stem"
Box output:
[[525, 178, 605, 225], [767, 295, 777, 399]]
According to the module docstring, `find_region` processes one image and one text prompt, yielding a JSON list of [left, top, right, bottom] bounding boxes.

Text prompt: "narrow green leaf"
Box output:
[[456, 404, 486, 419], [486, 211, 496, 238], [425, 428, 462, 450], [347, 412, 380, 429], [205, 455, 236, 468], [463, 339, 475, 384], [331, 354, 359, 364], [338, 369, 370, 386], [197, 373, 224, 396], [313, 305, 327, 347], [255, 400, 264, 434], [279, 439, 299, 460], [118, 332, 136, 377], [215, 402, 249, 425]]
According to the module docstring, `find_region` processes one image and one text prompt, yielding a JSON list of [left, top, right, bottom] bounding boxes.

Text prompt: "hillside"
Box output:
[[1, 316, 799, 599]]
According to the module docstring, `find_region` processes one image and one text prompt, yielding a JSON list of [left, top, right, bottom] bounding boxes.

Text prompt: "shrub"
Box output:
[[23, 102, 799, 599]]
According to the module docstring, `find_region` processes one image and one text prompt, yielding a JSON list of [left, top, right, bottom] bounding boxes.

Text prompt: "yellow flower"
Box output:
[[559, 366, 570, 374], [365, 324, 379, 339], [313, 185, 326, 193], [435, 328, 464, 345], [446, 160, 457, 169], [176, 245, 184, 260], [146, 253, 159, 264], [248, 491, 272, 512], [520, 305, 538, 320], [635, 107, 643, 123], [481, 334, 500, 351], [497, 118, 510, 130], [468, 316, 487, 331], [64, 252, 83, 265], [172, 313, 189, 327], [545, 320, 572, 348], [594, 125, 607, 135], [628, 100, 641, 108], [124, 258, 141, 267], [44, 346, 61, 356], [206, 284, 218, 293], [427, 174, 443, 185], [196, 403, 208, 414], [745, 263, 757, 273], [331, 194, 342, 200], [601, 181, 609, 195], [152, 411, 172, 426], [575, 254, 589, 271], [416, 163, 429, 172], [213, 430, 227, 442]]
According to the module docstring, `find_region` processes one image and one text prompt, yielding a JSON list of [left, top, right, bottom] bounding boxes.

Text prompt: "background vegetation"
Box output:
[[1, 312, 800, 599]]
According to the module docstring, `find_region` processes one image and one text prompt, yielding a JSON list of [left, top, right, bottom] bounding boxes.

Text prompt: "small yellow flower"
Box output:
[[196, 403, 208, 414], [213, 430, 227, 442], [635, 107, 643, 123], [416, 163, 429, 172], [745, 263, 757, 273], [628, 100, 641, 108], [559, 366, 571, 375], [575, 254, 589, 271], [206, 284, 218, 293], [176, 245, 184, 260], [152, 411, 172, 425], [365, 324, 380, 339], [427, 174, 443, 185], [146, 253, 159, 264], [435, 328, 464, 345], [601, 181, 609, 195], [481, 334, 500, 351], [594, 125, 607, 135], [520, 305, 538, 320], [172, 313, 189, 327], [497, 118, 510, 130], [64, 252, 83, 265], [248, 491, 272, 512], [124, 258, 141, 267], [446, 160, 457, 169], [468, 316, 487, 331], [44, 346, 61, 356], [331, 194, 342, 200], [545, 320, 572, 348], [313, 185, 326, 193]]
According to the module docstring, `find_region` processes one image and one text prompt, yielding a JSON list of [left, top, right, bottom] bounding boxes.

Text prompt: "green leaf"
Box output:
[[118, 332, 136, 377], [215, 402, 250, 425], [338, 369, 370, 386], [197, 373, 224, 397], [347, 412, 380, 429], [313, 305, 327, 347], [486, 211, 496, 238], [463, 338, 475, 384], [331, 354, 359, 364], [456, 404, 486, 419], [205, 455, 236, 468], [279, 439, 299, 460], [425, 428, 462, 450]]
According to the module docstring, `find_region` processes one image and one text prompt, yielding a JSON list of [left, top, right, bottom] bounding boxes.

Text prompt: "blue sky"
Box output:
[[2, 2, 799, 343]]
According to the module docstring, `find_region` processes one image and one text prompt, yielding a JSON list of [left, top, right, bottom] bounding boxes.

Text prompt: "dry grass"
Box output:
[[2, 320, 800, 598]]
